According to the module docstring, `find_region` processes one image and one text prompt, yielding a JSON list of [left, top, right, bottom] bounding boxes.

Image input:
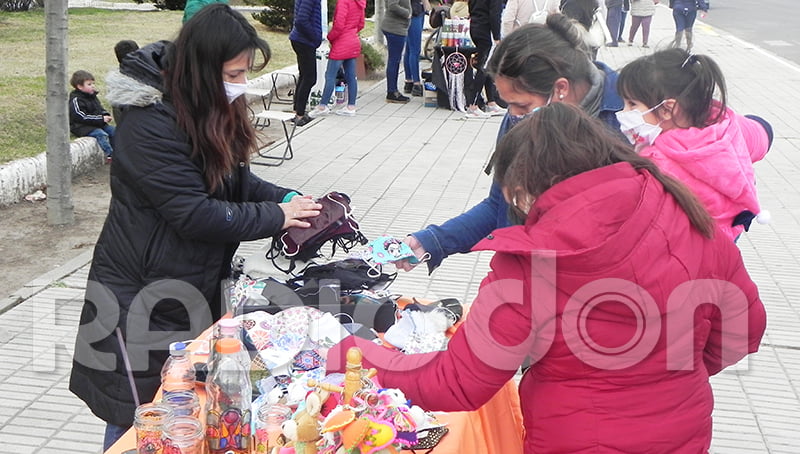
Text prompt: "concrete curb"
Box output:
[[0, 137, 105, 207], [0, 248, 94, 314]]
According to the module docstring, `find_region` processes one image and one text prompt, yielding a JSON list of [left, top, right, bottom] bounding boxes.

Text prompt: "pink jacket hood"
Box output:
[[640, 105, 769, 241]]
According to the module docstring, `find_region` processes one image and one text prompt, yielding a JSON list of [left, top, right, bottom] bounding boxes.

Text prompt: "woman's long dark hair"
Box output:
[[164, 4, 271, 193], [493, 103, 715, 238]]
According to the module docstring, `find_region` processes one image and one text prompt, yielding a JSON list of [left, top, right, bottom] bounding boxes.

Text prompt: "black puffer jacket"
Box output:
[[69, 41, 295, 427], [69, 89, 110, 137]]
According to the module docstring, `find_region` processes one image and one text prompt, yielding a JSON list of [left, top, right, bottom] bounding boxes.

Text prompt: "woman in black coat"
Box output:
[[69, 5, 322, 450]]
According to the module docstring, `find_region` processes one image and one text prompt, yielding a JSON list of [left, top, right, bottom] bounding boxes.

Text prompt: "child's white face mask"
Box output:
[[616, 101, 666, 147]]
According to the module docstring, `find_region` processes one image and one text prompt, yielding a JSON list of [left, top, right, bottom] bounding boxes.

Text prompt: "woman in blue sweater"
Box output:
[[398, 15, 624, 273]]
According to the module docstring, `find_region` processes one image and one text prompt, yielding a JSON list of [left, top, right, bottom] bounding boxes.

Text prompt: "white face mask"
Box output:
[[615, 101, 665, 147], [223, 80, 248, 104]]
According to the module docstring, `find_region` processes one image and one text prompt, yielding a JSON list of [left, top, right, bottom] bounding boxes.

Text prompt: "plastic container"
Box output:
[[205, 338, 253, 454], [335, 82, 347, 105], [161, 342, 196, 395], [208, 318, 250, 373], [134, 402, 173, 454], [162, 415, 204, 454], [253, 402, 293, 453]]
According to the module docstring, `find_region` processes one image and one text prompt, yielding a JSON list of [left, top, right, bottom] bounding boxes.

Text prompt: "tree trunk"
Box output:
[[373, 0, 385, 47], [45, 0, 74, 225]]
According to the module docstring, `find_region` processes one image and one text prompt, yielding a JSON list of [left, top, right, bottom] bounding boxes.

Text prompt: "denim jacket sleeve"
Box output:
[[412, 182, 509, 273]]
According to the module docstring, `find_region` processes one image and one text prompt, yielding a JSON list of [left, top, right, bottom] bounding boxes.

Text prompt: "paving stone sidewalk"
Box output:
[[2, 5, 799, 453]]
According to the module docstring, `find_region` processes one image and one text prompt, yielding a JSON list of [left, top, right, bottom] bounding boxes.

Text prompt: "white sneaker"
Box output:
[[336, 106, 357, 117], [463, 107, 491, 119], [308, 105, 331, 119], [485, 104, 507, 116]]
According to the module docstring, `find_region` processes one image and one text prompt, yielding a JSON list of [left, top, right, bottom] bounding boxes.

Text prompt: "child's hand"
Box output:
[[103, 115, 113, 123]]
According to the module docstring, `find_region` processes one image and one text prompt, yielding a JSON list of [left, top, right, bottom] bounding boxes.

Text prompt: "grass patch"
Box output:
[[0, 7, 299, 165]]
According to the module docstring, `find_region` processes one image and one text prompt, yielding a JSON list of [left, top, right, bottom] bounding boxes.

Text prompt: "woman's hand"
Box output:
[[395, 235, 427, 271], [279, 195, 322, 229]]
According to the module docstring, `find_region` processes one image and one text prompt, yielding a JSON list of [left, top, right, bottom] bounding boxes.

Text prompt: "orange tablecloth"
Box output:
[[107, 306, 525, 454], [107, 379, 523, 454]]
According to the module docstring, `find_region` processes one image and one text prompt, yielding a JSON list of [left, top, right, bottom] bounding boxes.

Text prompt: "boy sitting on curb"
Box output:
[[69, 70, 115, 163]]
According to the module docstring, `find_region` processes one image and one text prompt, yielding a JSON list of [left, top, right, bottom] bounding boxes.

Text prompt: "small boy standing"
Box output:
[[69, 70, 115, 162]]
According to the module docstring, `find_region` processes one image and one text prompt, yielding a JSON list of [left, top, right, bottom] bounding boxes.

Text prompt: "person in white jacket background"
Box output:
[[501, 0, 559, 38]]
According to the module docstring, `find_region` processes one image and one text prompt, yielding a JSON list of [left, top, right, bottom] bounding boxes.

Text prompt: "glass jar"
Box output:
[[161, 389, 200, 418], [134, 402, 173, 454], [253, 402, 293, 453], [162, 416, 204, 454]]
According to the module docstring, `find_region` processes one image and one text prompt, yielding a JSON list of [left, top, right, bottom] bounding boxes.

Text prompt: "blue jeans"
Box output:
[[383, 31, 406, 93], [605, 5, 622, 44], [403, 14, 425, 83], [87, 124, 115, 157], [320, 58, 358, 106], [672, 9, 697, 32], [103, 423, 131, 451]]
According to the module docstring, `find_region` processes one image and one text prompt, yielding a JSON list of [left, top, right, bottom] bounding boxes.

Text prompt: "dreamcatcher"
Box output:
[[444, 50, 468, 112]]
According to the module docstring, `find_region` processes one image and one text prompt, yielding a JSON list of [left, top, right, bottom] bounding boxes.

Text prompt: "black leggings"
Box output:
[[466, 28, 496, 107], [292, 40, 317, 117]]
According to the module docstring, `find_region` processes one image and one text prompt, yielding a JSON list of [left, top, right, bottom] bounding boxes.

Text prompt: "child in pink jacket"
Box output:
[[616, 48, 772, 241]]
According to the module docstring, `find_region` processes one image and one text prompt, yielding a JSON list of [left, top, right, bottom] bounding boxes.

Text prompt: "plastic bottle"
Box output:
[[205, 338, 253, 454], [208, 318, 250, 373], [161, 341, 196, 395], [335, 82, 346, 105]]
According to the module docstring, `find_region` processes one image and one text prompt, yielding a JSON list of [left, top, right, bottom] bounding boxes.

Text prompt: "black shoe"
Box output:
[[386, 91, 410, 104], [411, 84, 424, 97], [403, 81, 413, 94], [293, 114, 313, 127]]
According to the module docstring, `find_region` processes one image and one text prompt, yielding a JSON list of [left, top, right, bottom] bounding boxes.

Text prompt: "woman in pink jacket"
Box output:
[[309, 0, 367, 117], [330, 103, 766, 453], [616, 48, 772, 242]]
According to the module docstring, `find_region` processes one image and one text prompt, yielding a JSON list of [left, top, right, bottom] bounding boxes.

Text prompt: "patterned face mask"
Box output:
[[366, 236, 419, 264], [615, 101, 666, 146]]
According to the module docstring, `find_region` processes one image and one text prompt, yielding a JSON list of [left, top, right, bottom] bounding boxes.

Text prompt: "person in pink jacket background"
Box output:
[[616, 48, 772, 242], [309, 0, 367, 117], [329, 103, 766, 453]]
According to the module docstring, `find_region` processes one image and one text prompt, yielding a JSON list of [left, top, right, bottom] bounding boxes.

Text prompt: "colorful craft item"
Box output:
[[341, 417, 371, 451], [321, 408, 357, 433], [359, 416, 398, 454]]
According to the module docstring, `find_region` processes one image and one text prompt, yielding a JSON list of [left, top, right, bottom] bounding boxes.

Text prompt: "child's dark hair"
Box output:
[[617, 48, 727, 128], [70, 70, 94, 89], [493, 103, 715, 238], [114, 40, 140, 64], [487, 14, 592, 97]]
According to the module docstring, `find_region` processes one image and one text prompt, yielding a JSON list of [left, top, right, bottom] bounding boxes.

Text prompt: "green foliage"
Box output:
[[250, 0, 293, 32], [360, 38, 384, 72], [132, 0, 186, 10]]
